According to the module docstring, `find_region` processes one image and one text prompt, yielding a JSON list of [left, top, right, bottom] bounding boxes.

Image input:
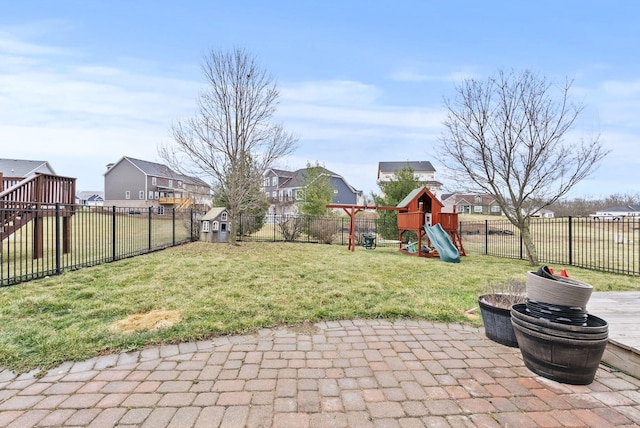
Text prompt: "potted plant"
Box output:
[[478, 279, 527, 347]]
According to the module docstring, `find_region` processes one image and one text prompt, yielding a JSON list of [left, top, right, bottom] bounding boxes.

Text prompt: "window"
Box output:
[[457, 206, 465, 213], [272, 177, 277, 186], [154, 191, 159, 199], [202, 221, 210, 232], [125, 191, 131, 200], [221, 212, 228, 221], [168, 179, 173, 188], [178, 180, 183, 188], [474, 205, 483, 213], [151, 177, 157, 185], [139, 191, 145, 200], [491, 205, 501, 213], [211, 221, 219, 231], [149, 191, 154, 200], [272, 191, 277, 198], [264, 177, 270, 187], [475, 195, 482, 203]]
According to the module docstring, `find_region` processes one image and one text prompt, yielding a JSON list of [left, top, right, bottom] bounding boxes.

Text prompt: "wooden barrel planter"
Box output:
[[511, 303, 608, 385], [478, 295, 521, 348]]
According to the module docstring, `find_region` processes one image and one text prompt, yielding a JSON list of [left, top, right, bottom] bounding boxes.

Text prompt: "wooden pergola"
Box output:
[[326, 204, 403, 251]]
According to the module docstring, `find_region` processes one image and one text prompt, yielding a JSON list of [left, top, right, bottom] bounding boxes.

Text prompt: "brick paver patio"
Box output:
[[1, 319, 639, 427]]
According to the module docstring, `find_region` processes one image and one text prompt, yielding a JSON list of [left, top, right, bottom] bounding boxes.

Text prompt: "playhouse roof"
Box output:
[[397, 187, 443, 209]]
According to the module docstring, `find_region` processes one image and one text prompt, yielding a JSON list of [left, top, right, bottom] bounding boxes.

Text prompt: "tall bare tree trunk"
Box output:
[[520, 224, 539, 266]]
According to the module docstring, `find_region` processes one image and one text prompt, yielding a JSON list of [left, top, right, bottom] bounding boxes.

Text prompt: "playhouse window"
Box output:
[[202, 221, 210, 232], [221, 212, 228, 221], [212, 221, 219, 231]]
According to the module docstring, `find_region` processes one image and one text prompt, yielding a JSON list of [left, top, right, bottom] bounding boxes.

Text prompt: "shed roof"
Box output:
[[202, 207, 228, 221]]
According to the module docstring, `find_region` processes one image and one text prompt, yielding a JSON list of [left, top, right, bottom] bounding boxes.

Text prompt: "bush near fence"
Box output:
[[1, 204, 202, 286]]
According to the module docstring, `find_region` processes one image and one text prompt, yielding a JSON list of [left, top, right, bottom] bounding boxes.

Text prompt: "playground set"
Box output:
[[327, 186, 465, 263]]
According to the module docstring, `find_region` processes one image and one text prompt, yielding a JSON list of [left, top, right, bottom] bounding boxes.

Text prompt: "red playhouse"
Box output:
[[327, 186, 465, 262], [396, 187, 465, 261]]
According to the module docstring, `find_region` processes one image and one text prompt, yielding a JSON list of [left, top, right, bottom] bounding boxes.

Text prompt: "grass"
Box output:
[[1, 241, 638, 374]]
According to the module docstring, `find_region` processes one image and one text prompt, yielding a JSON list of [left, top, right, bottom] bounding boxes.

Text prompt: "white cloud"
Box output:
[[281, 80, 381, 105]]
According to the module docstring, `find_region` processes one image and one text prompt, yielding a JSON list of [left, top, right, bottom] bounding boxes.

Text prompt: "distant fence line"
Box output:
[[1, 204, 201, 287], [238, 214, 640, 277], [3, 210, 639, 286]]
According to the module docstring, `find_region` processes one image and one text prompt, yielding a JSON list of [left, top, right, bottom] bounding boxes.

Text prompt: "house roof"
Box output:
[[0, 158, 56, 177], [77, 191, 105, 200], [107, 156, 210, 187], [378, 161, 436, 174], [601, 205, 640, 213], [268, 166, 362, 195], [202, 207, 228, 221]]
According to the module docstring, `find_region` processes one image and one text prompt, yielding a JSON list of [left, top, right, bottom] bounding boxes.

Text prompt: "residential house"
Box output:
[[263, 166, 364, 216], [0, 158, 57, 191], [530, 208, 555, 218], [442, 193, 503, 216], [377, 161, 443, 199], [76, 191, 105, 207], [104, 156, 212, 211], [591, 205, 640, 220]]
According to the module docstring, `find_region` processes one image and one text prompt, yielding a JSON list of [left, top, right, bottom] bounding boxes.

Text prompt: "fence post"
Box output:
[[484, 220, 488, 255], [568, 216, 573, 266], [519, 230, 523, 260], [172, 208, 176, 246], [148, 206, 153, 251], [112, 206, 117, 262], [55, 203, 61, 274]]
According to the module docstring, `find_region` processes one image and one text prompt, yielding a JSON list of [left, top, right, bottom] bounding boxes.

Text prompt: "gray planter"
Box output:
[[525, 271, 593, 307]]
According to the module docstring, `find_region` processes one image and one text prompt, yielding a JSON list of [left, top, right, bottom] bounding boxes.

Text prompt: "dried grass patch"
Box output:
[[110, 309, 181, 333]]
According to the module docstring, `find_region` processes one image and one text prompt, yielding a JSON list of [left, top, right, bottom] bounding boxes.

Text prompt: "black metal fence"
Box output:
[[1, 204, 200, 286], [460, 216, 640, 276], [236, 213, 401, 247], [238, 213, 640, 276], [4, 209, 638, 286]]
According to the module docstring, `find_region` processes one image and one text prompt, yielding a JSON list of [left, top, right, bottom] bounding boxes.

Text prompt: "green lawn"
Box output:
[[1, 241, 637, 374]]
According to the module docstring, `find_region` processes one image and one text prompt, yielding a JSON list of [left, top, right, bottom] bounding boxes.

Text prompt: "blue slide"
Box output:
[[424, 224, 461, 263]]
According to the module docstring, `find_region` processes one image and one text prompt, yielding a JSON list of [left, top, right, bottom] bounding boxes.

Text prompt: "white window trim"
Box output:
[[202, 221, 210, 232], [139, 190, 145, 200], [125, 191, 131, 200]]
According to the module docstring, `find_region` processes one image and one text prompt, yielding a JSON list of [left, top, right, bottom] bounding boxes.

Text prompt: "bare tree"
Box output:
[[160, 47, 298, 243], [439, 69, 608, 266]]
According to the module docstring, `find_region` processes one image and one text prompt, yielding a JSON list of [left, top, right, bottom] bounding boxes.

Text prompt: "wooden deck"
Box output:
[[588, 291, 640, 378]]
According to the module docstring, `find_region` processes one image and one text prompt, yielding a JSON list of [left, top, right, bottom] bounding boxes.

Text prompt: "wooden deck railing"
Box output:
[[1, 173, 77, 243]]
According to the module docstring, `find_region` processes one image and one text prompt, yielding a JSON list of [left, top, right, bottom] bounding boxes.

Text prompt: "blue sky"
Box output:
[[2, 1, 639, 199]]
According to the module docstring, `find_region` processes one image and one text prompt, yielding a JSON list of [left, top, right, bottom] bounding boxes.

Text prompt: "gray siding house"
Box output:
[[263, 167, 364, 215], [104, 156, 212, 210], [0, 158, 57, 190]]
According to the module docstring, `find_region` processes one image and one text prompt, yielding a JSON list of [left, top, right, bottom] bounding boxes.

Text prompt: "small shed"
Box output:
[[200, 207, 230, 243]]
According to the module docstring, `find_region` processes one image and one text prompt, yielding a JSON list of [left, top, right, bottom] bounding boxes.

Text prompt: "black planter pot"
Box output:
[[478, 295, 519, 348]]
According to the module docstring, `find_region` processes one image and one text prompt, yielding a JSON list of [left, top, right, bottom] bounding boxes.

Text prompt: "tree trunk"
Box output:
[[520, 225, 539, 266]]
